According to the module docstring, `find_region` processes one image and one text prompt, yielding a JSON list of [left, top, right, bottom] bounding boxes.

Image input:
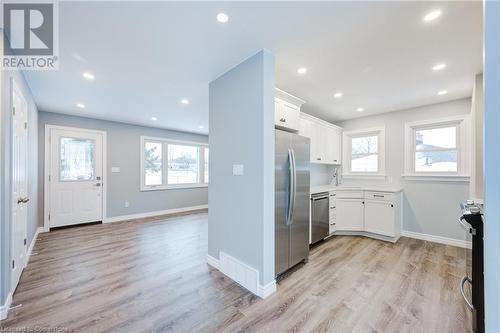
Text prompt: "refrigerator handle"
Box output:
[[286, 148, 297, 225]]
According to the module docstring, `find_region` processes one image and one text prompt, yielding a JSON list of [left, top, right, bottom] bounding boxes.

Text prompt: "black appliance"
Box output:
[[459, 201, 484, 333]]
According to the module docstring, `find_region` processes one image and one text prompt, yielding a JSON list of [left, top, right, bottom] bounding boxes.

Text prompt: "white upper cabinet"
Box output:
[[274, 88, 305, 132], [299, 113, 342, 165]]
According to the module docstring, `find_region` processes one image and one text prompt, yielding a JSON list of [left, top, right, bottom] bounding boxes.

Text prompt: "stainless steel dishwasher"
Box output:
[[310, 192, 329, 244]]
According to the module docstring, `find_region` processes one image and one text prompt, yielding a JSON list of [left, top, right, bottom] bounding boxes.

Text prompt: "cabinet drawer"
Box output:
[[331, 191, 364, 199], [364, 191, 395, 201]]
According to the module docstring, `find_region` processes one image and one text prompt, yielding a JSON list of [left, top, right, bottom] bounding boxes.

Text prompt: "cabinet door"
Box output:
[[298, 116, 312, 138], [325, 126, 342, 164], [274, 98, 283, 126], [281, 101, 300, 131], [364, 200, 395, 237], [310, 121, 325, 163], [335, 199, 364, 231]]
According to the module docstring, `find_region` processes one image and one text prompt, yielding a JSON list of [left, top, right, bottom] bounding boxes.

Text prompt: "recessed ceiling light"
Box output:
[[151, 117, 158, 121], [82, 72, 95, 80], [432, 63, 447, 71], [297, 67, 307, 75], [217, 13, 229, 23], [423, 10, 442, 22], [181, 99, 190, 105], [356, 107, 364, 112], [437, 90, 448, 95], [333, 92, 343, 99], [198, 125, 204, 129], [76, 103, 85, 109]]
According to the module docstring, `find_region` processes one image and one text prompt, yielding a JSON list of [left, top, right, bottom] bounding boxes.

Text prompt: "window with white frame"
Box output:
[[343, 127, 385, 176], [141, 137, 208, 190], [404, 116, 469, 178]]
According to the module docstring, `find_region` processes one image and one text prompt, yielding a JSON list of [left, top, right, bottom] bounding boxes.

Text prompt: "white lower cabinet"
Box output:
[[334, 199, 364, 231], [328, 190, 402, 242], [364, 200, 396, 237]]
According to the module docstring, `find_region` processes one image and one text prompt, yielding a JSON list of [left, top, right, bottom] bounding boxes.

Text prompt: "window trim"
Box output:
[[342, 127, 386, 178], [403, 116, 470, 181], [140, 136, 208, 191]]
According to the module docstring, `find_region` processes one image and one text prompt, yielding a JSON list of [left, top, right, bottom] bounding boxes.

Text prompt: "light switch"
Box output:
[[233, 164, 244, 176], [111, 167, 121, 173]]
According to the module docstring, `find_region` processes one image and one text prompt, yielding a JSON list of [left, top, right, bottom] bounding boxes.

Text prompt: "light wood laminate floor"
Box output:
[[1, 211, 471, 332]]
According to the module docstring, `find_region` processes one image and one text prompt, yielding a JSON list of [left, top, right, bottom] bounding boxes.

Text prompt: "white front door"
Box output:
[[11, 81, 28, 291], [48, 128, 103, 228]]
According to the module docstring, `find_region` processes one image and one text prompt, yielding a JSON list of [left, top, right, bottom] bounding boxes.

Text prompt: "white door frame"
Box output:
[[44, 125, 107, 231]]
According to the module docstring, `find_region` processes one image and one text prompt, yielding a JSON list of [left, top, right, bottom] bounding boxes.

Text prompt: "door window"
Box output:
[[59, 137, 96, 181]]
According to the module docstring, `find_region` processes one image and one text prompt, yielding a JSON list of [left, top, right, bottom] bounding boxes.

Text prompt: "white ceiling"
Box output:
[[24, 1, 483, 134]]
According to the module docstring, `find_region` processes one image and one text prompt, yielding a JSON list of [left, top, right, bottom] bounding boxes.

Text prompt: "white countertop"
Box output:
[[310, 184, 403, 194]]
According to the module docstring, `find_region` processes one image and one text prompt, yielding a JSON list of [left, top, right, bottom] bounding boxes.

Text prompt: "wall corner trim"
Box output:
[[0, 293, 13, 321], [402, 230, 471, 249], [206, 252, 276, 299], [103, 205, 208, 223]]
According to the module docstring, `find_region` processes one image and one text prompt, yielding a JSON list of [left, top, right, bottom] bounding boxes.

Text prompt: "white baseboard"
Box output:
[[0, 293, 12, 321], [257, 280, 277, 298], [330, 230, 400, 243], [26, 227, 44, 264], [206, 254, 220, 270], [103, 205, 208, 223], [206, 252, 275, 299], [402, 230, 472, 249]]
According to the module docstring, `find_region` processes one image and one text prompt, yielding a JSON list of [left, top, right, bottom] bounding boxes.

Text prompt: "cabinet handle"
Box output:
[[362, 201, 365, 204], [316, 157, 321, 161], [373, 195, 385, 198], [280, 118, 286, 123], [330, 193, 336, 197], [391, 204, 394, 208], [330, 206, 336, 209]]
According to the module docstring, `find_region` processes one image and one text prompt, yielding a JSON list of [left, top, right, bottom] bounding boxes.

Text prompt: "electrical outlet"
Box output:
[[125, 201, 130, 208], [233, 164, 244, 176]]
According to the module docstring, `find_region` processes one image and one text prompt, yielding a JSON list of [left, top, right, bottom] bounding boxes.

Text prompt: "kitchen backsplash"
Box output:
[[310, 164, 338, 186]]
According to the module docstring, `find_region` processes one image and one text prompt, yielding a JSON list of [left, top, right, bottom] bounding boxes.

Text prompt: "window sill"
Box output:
[[141, 184, 208, 191], [342, 173, 387, 180], [402, 174, 470, 182]]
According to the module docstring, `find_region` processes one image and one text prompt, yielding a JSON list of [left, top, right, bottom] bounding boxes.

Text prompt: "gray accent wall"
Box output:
[[208, 50, 275, 286], [339, 98, 471, 241], [1, 67, 39, 308], [484, 3, 500, 331], [38, 111, 208, 224]]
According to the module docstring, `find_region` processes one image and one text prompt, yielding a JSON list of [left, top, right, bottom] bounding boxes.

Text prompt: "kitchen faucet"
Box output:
[[332, 167, 339, 186]]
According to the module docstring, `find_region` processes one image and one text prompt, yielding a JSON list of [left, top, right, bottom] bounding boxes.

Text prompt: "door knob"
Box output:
[[17, 197, 29, 204], [96, 183, 101, 187]]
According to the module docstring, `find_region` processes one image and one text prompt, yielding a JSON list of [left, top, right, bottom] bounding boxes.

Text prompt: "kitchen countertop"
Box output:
[[310, 184, 403, 194]]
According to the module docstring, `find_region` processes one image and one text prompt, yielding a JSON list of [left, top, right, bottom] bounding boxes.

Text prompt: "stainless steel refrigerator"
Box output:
[[275, 129, 310, 277]]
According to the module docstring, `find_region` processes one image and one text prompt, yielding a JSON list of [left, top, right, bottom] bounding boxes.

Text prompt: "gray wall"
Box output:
[[339, 98, 471, 241], [208, 50, 275, 286], [471, 73, 484, 201], [1, 68, 39, 307], [38, 111, 208, 224], [484, 3, 500, 330]]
